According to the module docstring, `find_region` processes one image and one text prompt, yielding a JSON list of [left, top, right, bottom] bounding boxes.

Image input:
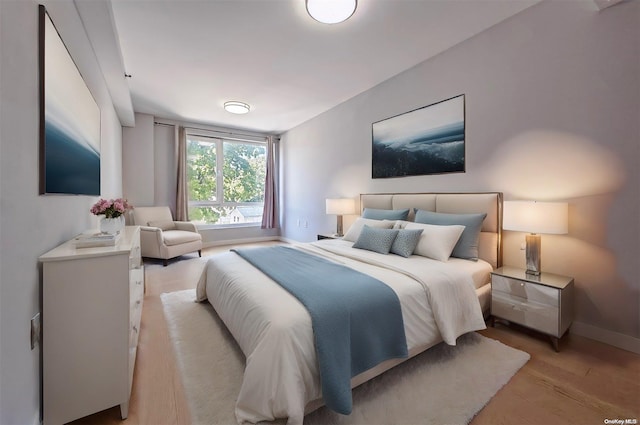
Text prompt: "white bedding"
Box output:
[[196, 239, 490, 424]]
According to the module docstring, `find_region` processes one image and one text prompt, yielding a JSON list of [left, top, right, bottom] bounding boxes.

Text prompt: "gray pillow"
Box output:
[[353, 225, 399, 254], [414, 210, 487, 260], [390, 228, 424, 258], [362, 208, 410, 221]]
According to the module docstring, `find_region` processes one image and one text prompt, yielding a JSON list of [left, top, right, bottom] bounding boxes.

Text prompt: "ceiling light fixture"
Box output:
[[306, 0, 357, 24], [224, 101, 250, 114]]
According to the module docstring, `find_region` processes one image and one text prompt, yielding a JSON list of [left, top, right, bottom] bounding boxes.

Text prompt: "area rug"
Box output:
[[161, 289, 530, 425]]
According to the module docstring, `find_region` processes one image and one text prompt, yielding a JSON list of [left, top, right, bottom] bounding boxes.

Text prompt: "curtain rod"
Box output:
[[153, 120, 278, 140], [185, 126, 267, 140]]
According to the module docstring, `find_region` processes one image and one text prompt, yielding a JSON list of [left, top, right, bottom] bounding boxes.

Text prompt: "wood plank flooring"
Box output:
[[70, 242, 639, 425]]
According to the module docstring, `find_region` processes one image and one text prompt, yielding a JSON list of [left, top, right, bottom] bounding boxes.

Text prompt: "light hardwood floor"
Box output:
[[71, 242, 639, 425]]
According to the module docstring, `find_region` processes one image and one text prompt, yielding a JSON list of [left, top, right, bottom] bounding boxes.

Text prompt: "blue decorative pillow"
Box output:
[[362, 208, 410, 221], [353, 225, 399, 254], [414, 210, 487, 260], [390, 228, 424, 258]]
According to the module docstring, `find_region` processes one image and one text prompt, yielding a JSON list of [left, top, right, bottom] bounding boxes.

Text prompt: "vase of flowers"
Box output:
[[90, 198, 131, 235]]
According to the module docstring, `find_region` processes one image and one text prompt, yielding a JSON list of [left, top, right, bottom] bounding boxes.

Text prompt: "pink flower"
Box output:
[[90, 198, 132, 218]]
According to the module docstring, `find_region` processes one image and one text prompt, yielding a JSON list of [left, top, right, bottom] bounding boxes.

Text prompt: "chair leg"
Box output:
[[163, 259, 168, 267], [198, 250, 202, 257]]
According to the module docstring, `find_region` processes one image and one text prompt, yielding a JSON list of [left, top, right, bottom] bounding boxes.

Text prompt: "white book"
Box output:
[[75, 232, 120, 248]]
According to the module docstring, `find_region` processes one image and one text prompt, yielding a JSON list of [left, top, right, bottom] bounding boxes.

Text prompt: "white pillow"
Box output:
[[392, 220, 409, 229], [404, 222, 465, 262], [343, 218, 395, 242]]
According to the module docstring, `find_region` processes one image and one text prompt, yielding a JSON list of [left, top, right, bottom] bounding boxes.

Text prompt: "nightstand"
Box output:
[[317, 233, 339, 240], [490, 266, 574, 352]]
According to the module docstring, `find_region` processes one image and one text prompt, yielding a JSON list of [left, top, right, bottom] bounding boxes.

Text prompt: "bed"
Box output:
[[196, 192, 503, 424]]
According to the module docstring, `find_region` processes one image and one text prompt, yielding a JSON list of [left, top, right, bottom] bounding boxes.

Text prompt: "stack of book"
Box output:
[[74, 232, 120, 248]]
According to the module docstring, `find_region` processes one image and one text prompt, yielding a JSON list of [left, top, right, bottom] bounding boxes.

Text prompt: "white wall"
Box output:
[[122, 113, 155, 207], [153, 123, 177, 213], [280, 0, 639, 348], [121, 113, 177, 212], [0, 1, 124, 423]]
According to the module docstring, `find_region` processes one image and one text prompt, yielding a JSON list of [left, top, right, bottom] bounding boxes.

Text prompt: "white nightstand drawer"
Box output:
[[492, 274, 559, 307], [492, 291, 559, 336]]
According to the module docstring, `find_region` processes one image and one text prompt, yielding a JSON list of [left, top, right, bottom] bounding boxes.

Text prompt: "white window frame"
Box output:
[[186, 130, 267, 228]]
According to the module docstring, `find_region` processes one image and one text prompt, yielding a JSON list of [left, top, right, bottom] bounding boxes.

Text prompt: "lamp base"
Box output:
[[336, 215, 344, 237], [525, 233, 541, 276]]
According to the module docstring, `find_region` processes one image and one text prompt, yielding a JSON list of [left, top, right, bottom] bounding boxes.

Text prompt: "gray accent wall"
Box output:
[[0, 1, 124, 423], [280, 0, 639, 348]]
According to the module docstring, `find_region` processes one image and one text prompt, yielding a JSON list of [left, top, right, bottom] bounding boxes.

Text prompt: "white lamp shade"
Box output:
[[503, 201, 568, 234], [306, 0, 357, 24], [326, 198, 355, 215]]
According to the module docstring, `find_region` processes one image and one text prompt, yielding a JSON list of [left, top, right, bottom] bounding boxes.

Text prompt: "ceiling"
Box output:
[[105, 0, 542, 134]]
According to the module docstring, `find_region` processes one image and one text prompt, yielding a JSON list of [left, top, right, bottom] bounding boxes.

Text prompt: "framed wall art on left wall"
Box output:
[[39, 4, 101, 195]]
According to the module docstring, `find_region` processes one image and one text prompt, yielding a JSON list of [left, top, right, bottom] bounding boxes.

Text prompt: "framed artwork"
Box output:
[[372, 94, 465, 178], [39, 5, 101, 195]]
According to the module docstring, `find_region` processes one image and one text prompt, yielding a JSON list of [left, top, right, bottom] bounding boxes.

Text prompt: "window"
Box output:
[[186, 134, 266, 226]]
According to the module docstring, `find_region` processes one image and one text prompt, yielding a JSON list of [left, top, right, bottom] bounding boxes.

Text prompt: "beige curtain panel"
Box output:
[[261, 135, 278, 229], [175, 126, 189, 221]]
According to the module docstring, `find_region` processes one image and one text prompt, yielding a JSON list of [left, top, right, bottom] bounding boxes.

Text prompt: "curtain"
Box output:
[[175, 126, 189, 221], [261, 135, 278, 229]]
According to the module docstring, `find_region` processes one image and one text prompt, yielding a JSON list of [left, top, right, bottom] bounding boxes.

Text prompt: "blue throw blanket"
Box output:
[[232, 246, 408, 415]]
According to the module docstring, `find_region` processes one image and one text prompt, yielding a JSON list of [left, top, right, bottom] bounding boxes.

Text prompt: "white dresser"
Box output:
[[491, 266, 574, 351], [39, 226, 144, 424]]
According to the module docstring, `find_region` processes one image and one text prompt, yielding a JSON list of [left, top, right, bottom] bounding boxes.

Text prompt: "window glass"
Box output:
[[186, 134, 266, 226], [187, 137, 217, 202]]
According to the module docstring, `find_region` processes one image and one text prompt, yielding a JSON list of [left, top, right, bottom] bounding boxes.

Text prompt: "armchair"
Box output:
[[131, 207, 202, 266]]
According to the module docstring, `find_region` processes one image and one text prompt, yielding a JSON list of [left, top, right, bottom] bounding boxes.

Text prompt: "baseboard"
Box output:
[[278, 236, 299, 244], [571, 321, 640, 354], [202, 236, 280, 248]]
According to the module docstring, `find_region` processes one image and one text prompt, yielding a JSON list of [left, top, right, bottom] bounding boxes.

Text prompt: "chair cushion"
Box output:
[[162, 230, 202, 246], [148, 220, 176, 231], [132, 206, 174, 226]]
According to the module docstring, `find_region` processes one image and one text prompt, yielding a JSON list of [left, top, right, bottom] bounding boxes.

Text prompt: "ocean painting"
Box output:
[[40, 6, 100, 195], [372, 95, 465, 178]]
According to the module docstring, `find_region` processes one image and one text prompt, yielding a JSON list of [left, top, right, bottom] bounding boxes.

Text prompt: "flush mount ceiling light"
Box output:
[[306, 0, 357, 24], [224, 101, 250, 114]]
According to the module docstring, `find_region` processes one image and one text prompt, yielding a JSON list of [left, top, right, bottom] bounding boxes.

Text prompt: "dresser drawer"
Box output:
[[492, 291, 559, 336], [129, 243, 142, 270], [129, 268, 144, 302], [492, 274, 559, 307]]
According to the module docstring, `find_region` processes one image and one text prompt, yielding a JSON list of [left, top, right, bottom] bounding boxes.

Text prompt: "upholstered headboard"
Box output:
[[360, 192, 503, 268]]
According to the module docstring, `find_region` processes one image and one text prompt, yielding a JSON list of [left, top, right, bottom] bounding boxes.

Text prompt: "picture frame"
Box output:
[[372, 94, 465, 178], [39, 5, 101, 195]]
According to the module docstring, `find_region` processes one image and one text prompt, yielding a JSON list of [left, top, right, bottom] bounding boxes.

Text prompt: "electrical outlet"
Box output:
[[31, 313, 41, 350]]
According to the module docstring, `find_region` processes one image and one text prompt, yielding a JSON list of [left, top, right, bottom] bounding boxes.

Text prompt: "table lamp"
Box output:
[[503, 201, 568, 276], [325, 198, 355, 236]]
